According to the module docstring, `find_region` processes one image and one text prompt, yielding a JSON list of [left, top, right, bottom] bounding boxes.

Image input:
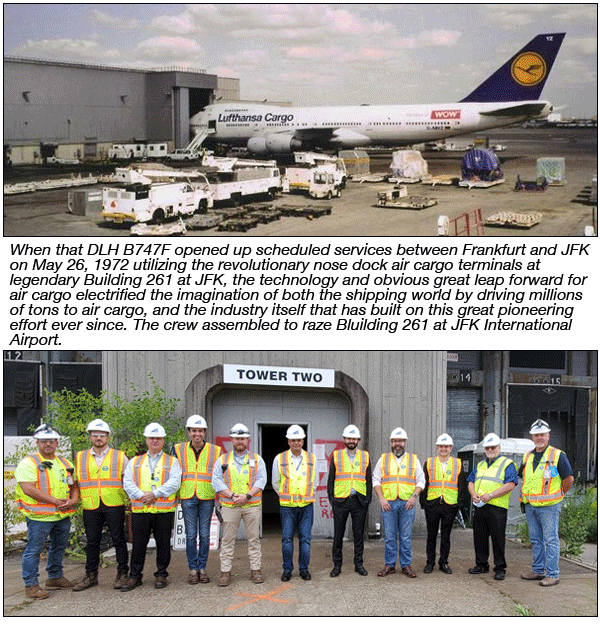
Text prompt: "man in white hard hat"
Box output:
[[467, 433, 518, 580], [72, 419, 130, 592], [173, 415, 222, 584], [420, 433, 466, 574], [327, 424, 372, 577], [272, 425, 317, 581], [121, 423, 181, 592], [15, 424, 79, 599], [211, 423, 267, 587], [373, 427, 424, 578], [519, 419, 574, 587]]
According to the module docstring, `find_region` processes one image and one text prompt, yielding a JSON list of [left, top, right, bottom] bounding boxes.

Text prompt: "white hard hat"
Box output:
[[390, 427, 408, 440], [86, 419, 111, 434], [342, 425, 361, 439], [286, 425, 306, 440], [482, 433, 501, 447], [530, 419, 551, 434], [229, 423, 251, 438], [143, 422, 167, 438], [33, 424, 60, 440], [186, 414, 207, 429], [436, 433, 453, 446]]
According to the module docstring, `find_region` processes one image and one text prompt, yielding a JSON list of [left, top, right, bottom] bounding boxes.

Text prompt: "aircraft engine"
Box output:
[[247, 134, 302, 154]]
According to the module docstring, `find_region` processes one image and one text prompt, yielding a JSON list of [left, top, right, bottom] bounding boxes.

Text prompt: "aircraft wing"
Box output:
[[480, 102, 549, 118], [292, 126, 371, 147]]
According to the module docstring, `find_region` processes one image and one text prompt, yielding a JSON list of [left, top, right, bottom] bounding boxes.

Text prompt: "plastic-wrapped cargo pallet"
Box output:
[[536, 157, 566, 185]]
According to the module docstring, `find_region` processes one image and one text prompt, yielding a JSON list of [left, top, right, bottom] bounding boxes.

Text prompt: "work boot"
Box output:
[[250, 569, 264, 584], [521, 571, 545, 581], [198, 569, 210, 583], [72, 572, 99, 592], [218, 571, 231, 587], [120, 577, 142, 592], [539, 577, 560, 587], [25, 585, 49, 600], [113, 571, 129, 590], [188, 570, 199, 585], [45, 577, 77, 590]]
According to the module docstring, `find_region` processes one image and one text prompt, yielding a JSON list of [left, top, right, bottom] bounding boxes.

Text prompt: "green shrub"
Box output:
[[559, 485, 597, 558]]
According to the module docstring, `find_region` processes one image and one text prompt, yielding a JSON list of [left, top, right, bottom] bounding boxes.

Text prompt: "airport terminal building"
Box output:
[[4, 56, 240, 164], [4, 350, 597, 535]]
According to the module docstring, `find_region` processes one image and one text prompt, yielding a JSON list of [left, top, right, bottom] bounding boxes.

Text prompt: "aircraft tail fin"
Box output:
[[460, 33, 565, 103]]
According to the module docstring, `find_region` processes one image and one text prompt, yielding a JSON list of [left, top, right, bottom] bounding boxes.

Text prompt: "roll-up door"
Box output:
[[447, 387, 481, 455]]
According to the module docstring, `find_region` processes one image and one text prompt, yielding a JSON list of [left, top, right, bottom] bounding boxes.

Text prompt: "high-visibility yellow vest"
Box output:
[[520, 446, 565, 507], [474, 456, 514, 509], [174, 442, 221, 500], [130, 453, 178, 513], [220, 452, 262, 508], [16, 453, 76, 521], [426, 456, 461, 505], [76, 448, 128, 510], [277, 450, 316, 507], [333, 449, 369, 498], [380, 452, 419, 500]]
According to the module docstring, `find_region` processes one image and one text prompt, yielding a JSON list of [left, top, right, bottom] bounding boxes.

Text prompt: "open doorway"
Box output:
[[259, 423, 309, 536]]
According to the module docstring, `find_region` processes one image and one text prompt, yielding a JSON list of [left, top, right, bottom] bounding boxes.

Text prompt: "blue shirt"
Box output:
[[467, 457, 519, 485], [211, 449, 267, 493]]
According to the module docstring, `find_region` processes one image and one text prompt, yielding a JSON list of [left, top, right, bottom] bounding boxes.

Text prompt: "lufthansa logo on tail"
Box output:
[[511, 52, 547, 86]]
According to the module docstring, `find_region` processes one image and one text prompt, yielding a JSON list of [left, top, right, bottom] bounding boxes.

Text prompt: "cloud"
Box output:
[[11, 38, 121, 61], [149, 11, 202, 36], [134, 37, 204, 62], [89, 9, 139, 31], [566, 36, 597, 56]]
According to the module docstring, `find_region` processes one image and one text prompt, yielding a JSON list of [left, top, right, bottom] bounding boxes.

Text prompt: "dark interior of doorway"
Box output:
[[260, 423, 308, 536]]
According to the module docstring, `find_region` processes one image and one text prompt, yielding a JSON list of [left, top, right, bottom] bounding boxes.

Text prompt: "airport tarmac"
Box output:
[[3, 127, 597, 237]]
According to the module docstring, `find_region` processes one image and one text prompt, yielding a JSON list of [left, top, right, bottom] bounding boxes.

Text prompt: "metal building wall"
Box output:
[[4, 59, 147, 144]]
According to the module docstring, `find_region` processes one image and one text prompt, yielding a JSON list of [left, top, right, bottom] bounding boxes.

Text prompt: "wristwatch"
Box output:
[[245, 493, 252, 501]]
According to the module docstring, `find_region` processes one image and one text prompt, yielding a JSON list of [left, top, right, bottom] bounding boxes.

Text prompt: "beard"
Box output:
[[345, 442, 357, 451]]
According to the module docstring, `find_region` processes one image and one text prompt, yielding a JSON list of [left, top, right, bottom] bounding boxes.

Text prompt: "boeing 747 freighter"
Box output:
[[190, 33, 565, 155]]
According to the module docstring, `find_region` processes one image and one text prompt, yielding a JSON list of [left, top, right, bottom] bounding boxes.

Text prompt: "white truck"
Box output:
[[295, 152, 347, 188], [108, 143, 168, 160], [167, 148, 202, 162], [284, 165, 342, 199], [101, 179, 213, 224], [204, 166, 282, 205]]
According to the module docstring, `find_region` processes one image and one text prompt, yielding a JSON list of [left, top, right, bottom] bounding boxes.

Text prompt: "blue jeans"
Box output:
[[22, 517, 71, 587], [280, 503, 314, 572], [181, 497, 215, 570], [382, 498, 416, 568], [525, 502, 562, 578]]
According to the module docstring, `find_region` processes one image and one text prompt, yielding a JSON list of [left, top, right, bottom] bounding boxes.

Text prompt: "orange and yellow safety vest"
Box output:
[[426, 456, 461, 505], [333, 449, 369, 498], [277, 450, 316, 507], [130, 453, 178, 513], [76, 448, 128, 509], [380, 452, 419, 500], [520, 446, 565, 507], [174, 442, 221, 500]]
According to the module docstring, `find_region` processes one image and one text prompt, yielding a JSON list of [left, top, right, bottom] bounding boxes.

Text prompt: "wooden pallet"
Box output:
[[485, 212, 543, 229], [185, 214, 224, 230]]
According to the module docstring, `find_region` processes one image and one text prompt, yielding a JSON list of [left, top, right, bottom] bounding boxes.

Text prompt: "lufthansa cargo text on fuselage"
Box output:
[[218, 112, 295, 124]]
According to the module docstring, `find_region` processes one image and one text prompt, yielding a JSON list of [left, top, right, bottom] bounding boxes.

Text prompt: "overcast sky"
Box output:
[[4, 4, 598, 117]]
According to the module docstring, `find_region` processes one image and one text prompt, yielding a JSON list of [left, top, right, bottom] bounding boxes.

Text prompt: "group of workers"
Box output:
[[14, 415, 573, 600]]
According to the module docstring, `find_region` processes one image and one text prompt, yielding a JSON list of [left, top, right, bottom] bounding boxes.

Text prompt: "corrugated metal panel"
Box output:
[[447, 387, 481, 454]]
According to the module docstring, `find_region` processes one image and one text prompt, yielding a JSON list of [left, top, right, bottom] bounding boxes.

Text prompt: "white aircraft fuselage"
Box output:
[[192, 100, 552, 154]]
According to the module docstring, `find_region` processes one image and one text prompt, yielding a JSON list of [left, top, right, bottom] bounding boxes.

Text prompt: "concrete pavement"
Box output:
[[4, 530, 597, 617]]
